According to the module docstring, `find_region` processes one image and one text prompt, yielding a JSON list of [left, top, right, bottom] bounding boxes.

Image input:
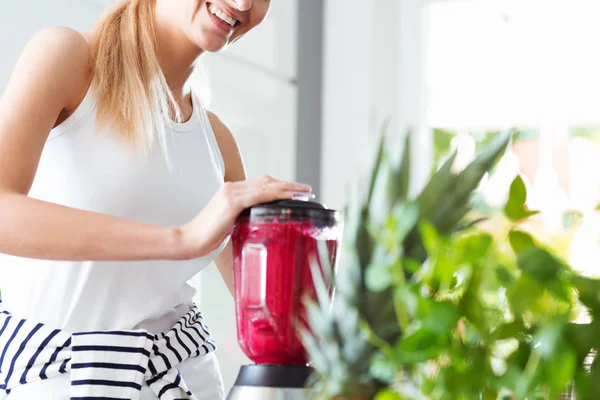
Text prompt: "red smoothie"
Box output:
[[232, 217, 339, 365]]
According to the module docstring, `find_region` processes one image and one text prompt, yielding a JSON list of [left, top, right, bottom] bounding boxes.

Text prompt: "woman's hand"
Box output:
[[177, 175, 311, 259]]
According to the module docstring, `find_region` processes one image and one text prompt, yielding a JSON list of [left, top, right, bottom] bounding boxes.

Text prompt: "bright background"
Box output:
[[2, 0, 600, 393]]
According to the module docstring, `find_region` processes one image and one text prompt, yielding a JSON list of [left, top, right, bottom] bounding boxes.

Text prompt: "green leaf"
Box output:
[[469, 129, 512, 169], [392, 131, 412, 204], [369, 354, 397, 384], [369, 154, 394, 227], [533, 319, 564, 358], [367, 134, 387, 204], [496, 263, 516, 286], [298, 326, 332, 373], [515, 210, 540, 222], [546, 279, 572, 303], [570, 275, 600, 313], [309, 250, 334, 314], [455, 216, 488, 232], [403, 259, 421, 275], [510, 175, 527, 206], [305, 301, 334, 338], [393, 328, 446, 363], [456, 233, 493, 262], [433, 128, 456, 165], [565, 322, 600, 358], [419, 221, 443, 256], [504, 175, 539, 221], [547, 347, 577, 394], [459, 268, 487, 332], [507, 340, 533, 368], [482, 387, 499, 400], [391, 202, 420, 241], [355, 208, 375, 269], [369, 133, 413, 228], [585, 359, 600, 400], [508, 274, 544, 316], [417, 152, 457, 219], [371, 241, 398, 269], [374, 388, 402, 400], [418, 130, 511, 240], [473, 129, 503, 150], [517, 246, 566, 282], [420, 299, 460, 334], [394, 285, 418, 317], [365, 263, 394, 292], [509, 229, 535, 254], [491, 320, 526, 341]]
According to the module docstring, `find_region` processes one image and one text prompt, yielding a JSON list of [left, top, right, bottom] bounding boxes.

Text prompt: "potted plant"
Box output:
[[302, 130, 600, 400]]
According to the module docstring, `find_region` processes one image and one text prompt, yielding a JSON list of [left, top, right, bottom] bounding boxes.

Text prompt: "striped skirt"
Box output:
[[0, 301, 216, 400]]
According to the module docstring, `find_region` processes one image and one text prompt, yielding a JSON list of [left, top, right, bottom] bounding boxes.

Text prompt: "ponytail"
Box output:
[[89, 0, 178, 156]]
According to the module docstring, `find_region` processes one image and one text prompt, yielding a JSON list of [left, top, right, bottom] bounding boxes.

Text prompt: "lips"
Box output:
[[206, 2, 241, 33]]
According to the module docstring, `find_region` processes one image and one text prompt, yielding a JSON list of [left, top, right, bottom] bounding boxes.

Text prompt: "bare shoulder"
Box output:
[[0, 27, 92, 194], [14, 27, 91, 108], [206, 111, 235, 146], [27, 27, 90, 66], [205, 111, 247, 181], [31, 26, 89, 48]]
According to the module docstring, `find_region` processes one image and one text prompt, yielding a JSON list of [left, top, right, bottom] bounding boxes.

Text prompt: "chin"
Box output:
[[193, 35, 230, 53]]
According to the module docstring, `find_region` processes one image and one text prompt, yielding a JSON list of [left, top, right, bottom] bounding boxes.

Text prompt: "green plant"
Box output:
[[432, 128, 456, 168], [303, 129, 600, 400], [301, 129, 512, 399]]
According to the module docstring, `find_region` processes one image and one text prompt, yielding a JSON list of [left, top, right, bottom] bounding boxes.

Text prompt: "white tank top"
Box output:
[[0, 86, 227, 335]]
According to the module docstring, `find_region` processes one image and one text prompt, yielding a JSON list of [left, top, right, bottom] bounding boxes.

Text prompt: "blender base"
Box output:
[[226, 364, 314, 400]]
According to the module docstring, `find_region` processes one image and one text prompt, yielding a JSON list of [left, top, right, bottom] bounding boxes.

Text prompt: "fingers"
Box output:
[[239, 175, 311, 193], [223, 175, 313, 212], [264, 181, 311, 194], [237, 190, 297, 210]]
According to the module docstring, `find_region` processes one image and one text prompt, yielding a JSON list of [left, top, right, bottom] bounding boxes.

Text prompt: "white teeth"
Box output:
[[209, 4, 238, 27]]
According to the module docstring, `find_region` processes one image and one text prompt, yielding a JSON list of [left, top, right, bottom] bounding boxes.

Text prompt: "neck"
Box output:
[[154, 2, 204, 98]]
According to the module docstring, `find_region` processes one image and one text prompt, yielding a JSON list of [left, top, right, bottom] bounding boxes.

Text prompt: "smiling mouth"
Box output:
[[206, 2, 241, 32]]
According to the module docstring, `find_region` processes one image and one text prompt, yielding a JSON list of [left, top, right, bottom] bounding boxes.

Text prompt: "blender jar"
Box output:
[[231, 199, 341, 365]]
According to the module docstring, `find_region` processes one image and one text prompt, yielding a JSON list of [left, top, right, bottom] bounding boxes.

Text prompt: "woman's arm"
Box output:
[[0, 28, 311, 263], [0, 27, 187, 261], [207, 112, 247, 296]]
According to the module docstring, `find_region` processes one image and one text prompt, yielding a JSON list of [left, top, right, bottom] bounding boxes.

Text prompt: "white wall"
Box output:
[[0, 0, 298, 394], [320, 0, 373, 211], [321, 0, 431, 210], [0, 0, 101, 92]]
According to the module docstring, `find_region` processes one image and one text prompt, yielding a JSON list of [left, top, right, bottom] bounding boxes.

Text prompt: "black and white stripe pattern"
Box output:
[[0, 301, 216, 400]]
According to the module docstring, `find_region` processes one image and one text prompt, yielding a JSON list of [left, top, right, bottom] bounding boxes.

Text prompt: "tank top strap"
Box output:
[[192, 92, 226, 178]]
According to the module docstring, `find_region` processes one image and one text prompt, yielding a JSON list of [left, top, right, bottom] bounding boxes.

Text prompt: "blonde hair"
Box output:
[[89, 0, 179, 156]]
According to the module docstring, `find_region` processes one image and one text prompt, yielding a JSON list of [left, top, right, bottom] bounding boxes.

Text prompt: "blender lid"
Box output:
[[238, 199, 339, 223]]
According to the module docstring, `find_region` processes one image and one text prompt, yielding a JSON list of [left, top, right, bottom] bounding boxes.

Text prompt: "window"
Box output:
[[425, 0, 600, 275]]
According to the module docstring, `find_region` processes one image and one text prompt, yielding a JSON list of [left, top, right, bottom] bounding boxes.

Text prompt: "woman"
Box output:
[[0, 0, 310, 399]]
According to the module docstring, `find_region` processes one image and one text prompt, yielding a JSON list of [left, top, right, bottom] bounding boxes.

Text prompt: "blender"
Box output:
[[226, 199, 341, 400]]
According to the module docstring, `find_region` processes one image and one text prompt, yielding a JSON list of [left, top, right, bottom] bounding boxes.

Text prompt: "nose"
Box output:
[[231, 0, 252, 11]]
